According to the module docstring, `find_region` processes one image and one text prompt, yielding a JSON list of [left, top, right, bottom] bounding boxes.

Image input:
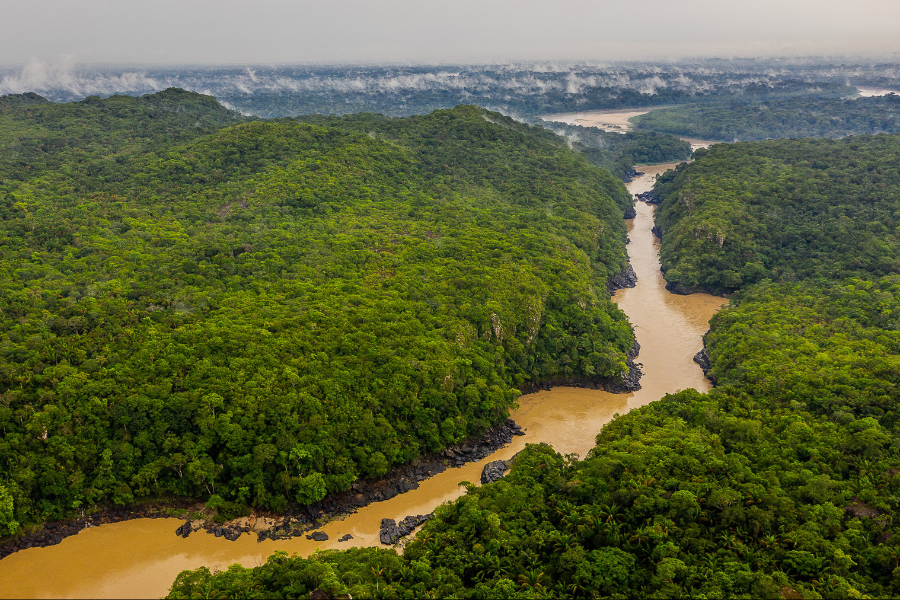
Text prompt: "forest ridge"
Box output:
[[0, 89, 637, 532]]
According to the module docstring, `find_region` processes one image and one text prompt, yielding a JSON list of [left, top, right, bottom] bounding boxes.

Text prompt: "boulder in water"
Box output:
[[480, 460, 508, 484]]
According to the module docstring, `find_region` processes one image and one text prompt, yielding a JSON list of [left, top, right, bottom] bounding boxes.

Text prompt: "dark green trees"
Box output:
[[653, 135, 900, 294]]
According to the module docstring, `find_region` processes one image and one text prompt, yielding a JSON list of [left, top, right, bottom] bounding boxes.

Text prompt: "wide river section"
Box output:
[[540, 108, 716, 151], [0, 164, 725, 599]]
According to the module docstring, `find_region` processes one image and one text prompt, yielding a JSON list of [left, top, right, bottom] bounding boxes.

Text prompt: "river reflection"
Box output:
[[0, 165, 725, 600]]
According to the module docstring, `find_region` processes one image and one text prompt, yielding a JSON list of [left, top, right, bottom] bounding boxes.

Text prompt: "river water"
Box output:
[[540, 109, 716, 151], [0, 164, 725, 599]]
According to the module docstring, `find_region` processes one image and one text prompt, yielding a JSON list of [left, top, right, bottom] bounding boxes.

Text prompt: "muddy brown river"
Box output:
[[0, 164, 725, 599]]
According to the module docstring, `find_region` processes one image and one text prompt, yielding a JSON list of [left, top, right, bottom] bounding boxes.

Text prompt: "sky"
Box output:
[[1, 0, 899, 66]]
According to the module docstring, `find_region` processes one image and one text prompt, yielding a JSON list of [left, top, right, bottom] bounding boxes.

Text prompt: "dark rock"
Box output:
[[379, 519, 401, 545], [306, 531, 329, 542], [693, 348, 711, 373], [379, 514, 434, 545], [339, 534, 353, 542], [636, 190, 660, 205], [651, 225, 663, 239], [224, 530, 241, 541], [621, 168, 644, 183], [665, 280, 707, 295], [481, 460, 508, 484], [623, 206, 636, 219], [176, 521, 192, 538], [607, 263, 637, 293]]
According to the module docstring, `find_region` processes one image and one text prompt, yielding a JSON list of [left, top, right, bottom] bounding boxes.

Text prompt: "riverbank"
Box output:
[[0, 260, 645, 560], [540, 108, 661, 132], [0, 418, 529, 559], [540, 108, 716, 151]]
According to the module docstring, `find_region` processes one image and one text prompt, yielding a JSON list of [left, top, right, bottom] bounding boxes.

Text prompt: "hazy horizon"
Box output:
[[2, 0, 900, 67]]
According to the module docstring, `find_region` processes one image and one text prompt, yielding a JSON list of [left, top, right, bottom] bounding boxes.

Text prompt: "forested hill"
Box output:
[[652, 134, 900, 295], [291, 110, 635, 211], [632, 94, 900, 142], [0, 88, 246, 181], [0, 91, 636, 533]]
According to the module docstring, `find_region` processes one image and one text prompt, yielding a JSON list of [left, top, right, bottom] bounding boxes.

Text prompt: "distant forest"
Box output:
[[0, 60, 873, 117], [633, 94, 900, 141]]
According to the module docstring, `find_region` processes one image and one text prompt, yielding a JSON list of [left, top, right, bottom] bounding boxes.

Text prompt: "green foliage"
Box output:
[[634, 94, 900, 141], [653, 134, 900, 294], [0, 485, 18, 536], [205, 494, 251, 524], [168, 548, 465, 600], [168, 130, 900, 599], [0, 92, 635, 529]]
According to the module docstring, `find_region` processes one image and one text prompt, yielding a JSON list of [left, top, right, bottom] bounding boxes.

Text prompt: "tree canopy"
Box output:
[[653, 134, 900, 294]]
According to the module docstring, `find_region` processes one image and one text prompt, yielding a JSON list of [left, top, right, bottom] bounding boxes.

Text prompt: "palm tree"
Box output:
[[471, 553, 500, 582], [552, 532, 577, 554], [518, 568, 545, 590]]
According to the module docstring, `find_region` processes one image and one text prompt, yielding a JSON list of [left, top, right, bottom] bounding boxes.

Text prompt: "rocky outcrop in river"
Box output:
[[693, 332, 717, 385], [665, 281, 712, 296], [480, 460, 508, 484], [379, 514, 433, 545], [607, 263, 637, 293], [636, 190, 660, 205], [622, 168, 644, 183]]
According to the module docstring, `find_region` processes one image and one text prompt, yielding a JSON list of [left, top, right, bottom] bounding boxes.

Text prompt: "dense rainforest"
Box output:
[[652, 134, 900, 294], [0, 89, 640, 534], [168, 130, 900, 598], [632, 94, 900, 142]]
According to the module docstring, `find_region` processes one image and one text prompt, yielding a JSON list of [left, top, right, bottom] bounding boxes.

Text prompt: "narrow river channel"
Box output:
[[0, 164, 726, 599]]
